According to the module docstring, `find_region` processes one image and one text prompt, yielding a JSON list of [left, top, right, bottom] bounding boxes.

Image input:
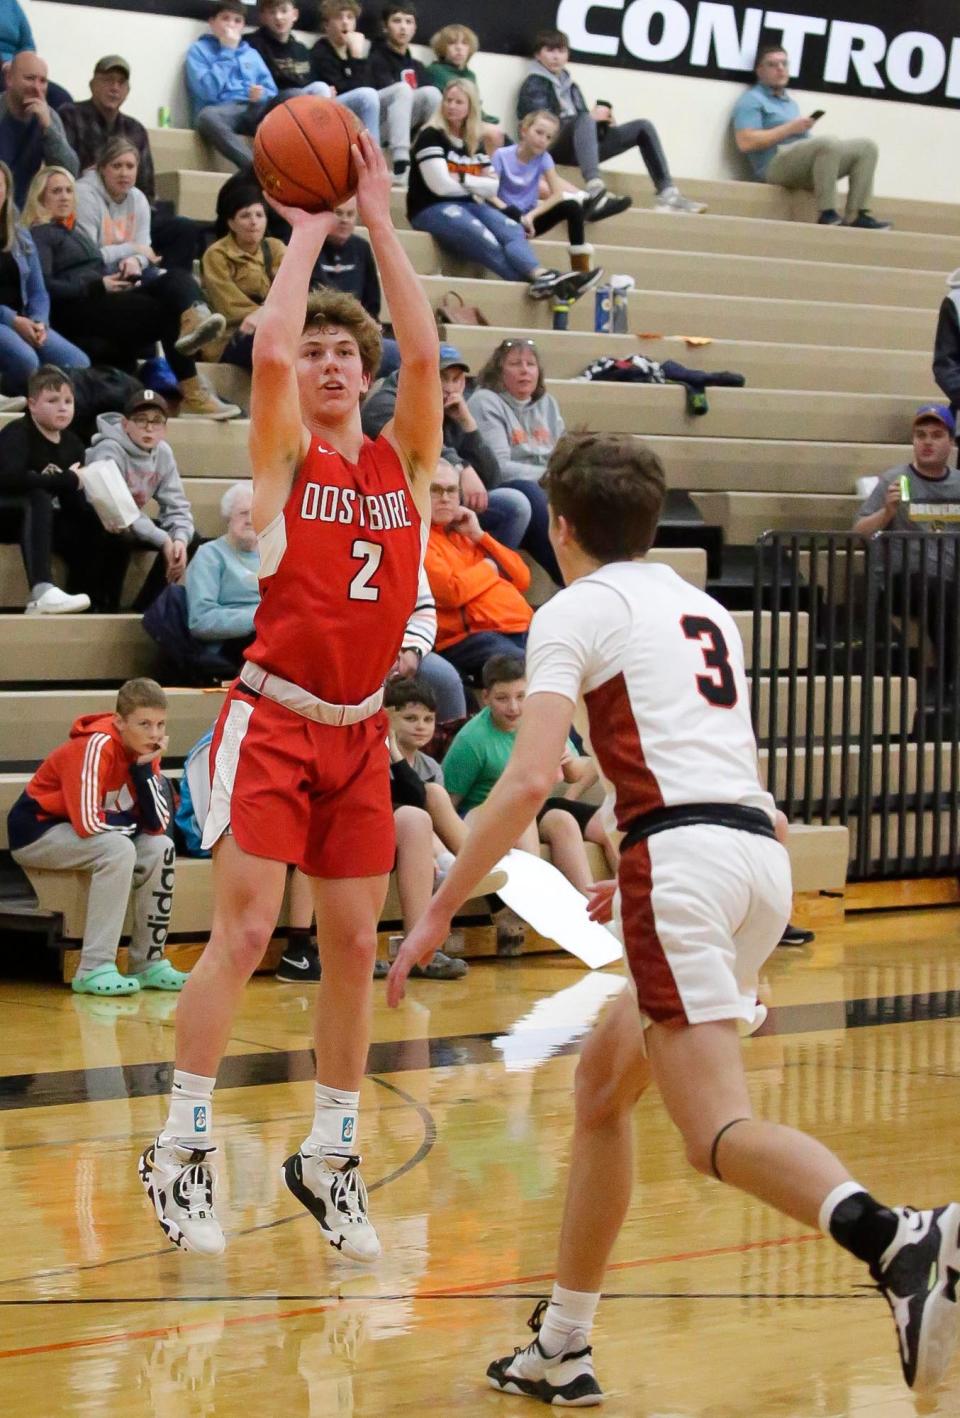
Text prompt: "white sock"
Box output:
[[303, 1082, 360, 1160], [538, 1284, 600, 1357], [160, 1069, 216, 1150], [586, 178, 605, 195], [818, 1180, 869, 1236]]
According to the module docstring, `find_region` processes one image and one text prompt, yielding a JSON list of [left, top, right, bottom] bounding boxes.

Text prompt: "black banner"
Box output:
[[35, 0, 960, 107]]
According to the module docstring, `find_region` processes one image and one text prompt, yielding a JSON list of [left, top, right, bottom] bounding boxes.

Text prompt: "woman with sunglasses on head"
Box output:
[[408, 79, 600, 304], [468, 337, 564, 584]]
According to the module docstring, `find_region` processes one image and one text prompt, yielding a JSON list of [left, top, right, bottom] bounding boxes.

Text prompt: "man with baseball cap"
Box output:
[[61, 58, 204, 271], [854, 404, 960, 683]]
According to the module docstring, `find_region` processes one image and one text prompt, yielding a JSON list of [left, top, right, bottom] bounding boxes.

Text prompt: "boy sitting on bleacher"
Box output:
[[6, 677, 186, 996]]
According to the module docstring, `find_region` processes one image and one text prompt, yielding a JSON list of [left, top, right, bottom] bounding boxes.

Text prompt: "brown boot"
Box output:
[[177, 375, 242, 421], [175, 303, 226, 357], [569, 243, 596, 274]]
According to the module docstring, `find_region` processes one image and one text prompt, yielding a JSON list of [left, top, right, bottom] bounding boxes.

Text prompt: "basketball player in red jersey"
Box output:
[[138, 130, 442, 1260], [389, 433, 960, 1401]]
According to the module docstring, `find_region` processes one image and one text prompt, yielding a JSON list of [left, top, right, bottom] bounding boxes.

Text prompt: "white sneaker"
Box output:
[[654, 186, 707, 214], [487, 1301, 603, 1405], [25, 586, 90, 616], [138, 1139, 225, 1256], [281, 1151, 381, 1262]]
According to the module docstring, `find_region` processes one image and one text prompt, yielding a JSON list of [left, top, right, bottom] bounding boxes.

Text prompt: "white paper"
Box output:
[[493, 849, 623, 969]]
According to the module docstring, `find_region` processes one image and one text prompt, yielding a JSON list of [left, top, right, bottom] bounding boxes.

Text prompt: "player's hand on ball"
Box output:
[[352, 130, 392, 227], [263, 191, 337, 238], [585, 878, 617, 924], [386, 911, 450, 1006]]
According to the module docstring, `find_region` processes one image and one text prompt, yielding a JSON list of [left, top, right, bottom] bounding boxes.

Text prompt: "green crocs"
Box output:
[[132, 960, 189, 991], [71, 964, 140, 996]]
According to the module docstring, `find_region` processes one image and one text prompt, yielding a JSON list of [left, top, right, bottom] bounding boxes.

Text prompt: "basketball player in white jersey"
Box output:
[[388, 431, 960, 1403]]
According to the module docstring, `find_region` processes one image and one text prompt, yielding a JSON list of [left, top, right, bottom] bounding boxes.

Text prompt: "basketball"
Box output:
[[253, 96, 362, 214]]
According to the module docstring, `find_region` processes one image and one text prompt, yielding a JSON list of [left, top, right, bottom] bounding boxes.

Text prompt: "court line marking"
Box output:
[[0, 1291, 868, 1305], [0, 1233, 834, 1362]]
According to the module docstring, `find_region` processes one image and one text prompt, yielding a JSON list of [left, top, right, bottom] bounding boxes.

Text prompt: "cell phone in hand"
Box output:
[[809, 109, 825, 121]]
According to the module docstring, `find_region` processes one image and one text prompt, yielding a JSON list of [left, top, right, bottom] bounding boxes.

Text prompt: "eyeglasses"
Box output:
[[129, 415, 167, 428], [430, 485, 460, 499], [499, 339, 537, 351]]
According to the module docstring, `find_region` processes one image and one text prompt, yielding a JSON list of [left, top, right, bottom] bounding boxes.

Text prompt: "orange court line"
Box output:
[[0, 1230, 824, 1362], [416, 1230, 825, 1297], [0, 1300, 335, 1362]]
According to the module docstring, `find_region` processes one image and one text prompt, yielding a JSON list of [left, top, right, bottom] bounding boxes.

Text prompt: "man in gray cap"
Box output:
[[61, 57, 203, 270]]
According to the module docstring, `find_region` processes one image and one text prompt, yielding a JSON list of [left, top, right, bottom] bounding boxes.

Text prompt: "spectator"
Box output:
[[0, 50, 78, 208], [385, 673, 475, 858], [245, 0, 333, 101], [0, 1, 33, 62], [442, 653, 605, 896], [493, 110, 614, 277], [0, 159, 88, 393], [60, 55, 203, 274], [853, 405, 960, 682], [311, 0, 424, 185], [201, 181, 285, 367], [184, 480, 260, 672], [362, 342, 532, 553], [389, 563, 468, 727], [85, 389, 198, 612], [26, 164, 241, 419], [733, 44, 890, 228], [518, 31, 704, 217], [7, 677, 186, 996], [468, 338, 564, 584], [387, 725, 469, 980], [425, 22, 504, 153], [185, 0, 277, 171], [309, 195, 399, 375], [0, 363, 97, 614], [933, 270, 960, 423], [408, 79, 598, 303], [424, 458, 533, 680], [368, 0, 443, 172]]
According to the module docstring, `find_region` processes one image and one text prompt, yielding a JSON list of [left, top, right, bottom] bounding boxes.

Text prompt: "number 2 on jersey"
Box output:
[[680, 614, 738, 708], [348, 539, 382, 602]]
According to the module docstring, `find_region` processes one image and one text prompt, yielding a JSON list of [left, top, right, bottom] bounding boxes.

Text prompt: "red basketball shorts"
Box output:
[[202, 682, 395, 878]]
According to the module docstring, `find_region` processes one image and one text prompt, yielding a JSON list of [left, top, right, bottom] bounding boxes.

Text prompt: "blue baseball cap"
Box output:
[[439, 344, 469, 372], [914, 404, 955, 434]]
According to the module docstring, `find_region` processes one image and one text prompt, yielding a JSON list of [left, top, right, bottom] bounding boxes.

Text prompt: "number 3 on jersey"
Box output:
[[348, 539, 382, 601], [681, 614, 738, 708]]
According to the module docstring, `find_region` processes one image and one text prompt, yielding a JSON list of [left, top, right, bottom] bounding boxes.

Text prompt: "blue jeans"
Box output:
[[500, 479, 562, 584], [336, 87, 381, 140], [480, 488, 531, 549], [441, 630, 528, 680], [418, 650, 467, 721], [0, 323, 89, 394], [412, 200, 540, 282]]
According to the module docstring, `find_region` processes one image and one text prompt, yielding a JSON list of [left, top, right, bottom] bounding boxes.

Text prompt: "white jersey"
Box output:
[[525, 561, 776, 832]]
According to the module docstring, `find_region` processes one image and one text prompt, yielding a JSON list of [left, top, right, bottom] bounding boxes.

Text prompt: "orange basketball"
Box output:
[[253, 96, 362, 213]]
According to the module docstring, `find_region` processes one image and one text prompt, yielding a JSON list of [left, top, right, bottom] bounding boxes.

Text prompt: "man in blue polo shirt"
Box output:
[[732, 43, 889, 229]]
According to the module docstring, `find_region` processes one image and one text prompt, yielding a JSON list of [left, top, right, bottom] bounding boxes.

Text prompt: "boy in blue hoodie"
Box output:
[[185, 0, 278, 170]]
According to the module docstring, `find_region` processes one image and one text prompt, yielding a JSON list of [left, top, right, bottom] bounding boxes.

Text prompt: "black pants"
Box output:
[[54, 269, 203, 382], [531, 198, 586, 248], [499, 478, 563, 585], [102, 529, 203, 614], [0, 486, 126, 606], [151, 205, 208, 272], [549, 111, 671, 191]]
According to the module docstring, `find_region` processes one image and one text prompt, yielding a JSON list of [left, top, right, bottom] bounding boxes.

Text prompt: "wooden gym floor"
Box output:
[[1, 908, 959, 1416]]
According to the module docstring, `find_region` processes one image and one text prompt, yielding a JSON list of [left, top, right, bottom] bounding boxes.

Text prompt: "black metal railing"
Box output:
[[751, 531, 960, 880]]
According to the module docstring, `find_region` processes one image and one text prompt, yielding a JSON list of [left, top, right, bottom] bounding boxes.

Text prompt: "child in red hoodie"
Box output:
[[8, 678, 184, 996]]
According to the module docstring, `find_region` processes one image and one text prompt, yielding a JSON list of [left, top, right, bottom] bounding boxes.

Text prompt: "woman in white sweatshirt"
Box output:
[[406, 80, 594, 305]]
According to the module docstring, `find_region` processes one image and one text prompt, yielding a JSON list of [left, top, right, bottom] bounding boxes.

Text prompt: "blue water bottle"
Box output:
[[594, 285, 612, 333]]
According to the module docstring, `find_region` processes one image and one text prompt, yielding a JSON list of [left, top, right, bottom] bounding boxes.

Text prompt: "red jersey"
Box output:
[[246, 432, 425, 703]]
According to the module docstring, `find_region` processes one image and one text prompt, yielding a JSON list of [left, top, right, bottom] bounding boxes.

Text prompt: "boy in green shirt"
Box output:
[[425, 22, 504, 150]]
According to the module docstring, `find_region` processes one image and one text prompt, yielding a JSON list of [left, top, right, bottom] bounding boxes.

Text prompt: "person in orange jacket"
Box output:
[[424, 457, 533, 679], [7, 676, 185, 996]]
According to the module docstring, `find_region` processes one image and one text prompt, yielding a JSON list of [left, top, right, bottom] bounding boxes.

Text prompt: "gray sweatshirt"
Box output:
[[86, 412, 194, 548], [467, 386, 566, 482], [76, 170, 152, 273]]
